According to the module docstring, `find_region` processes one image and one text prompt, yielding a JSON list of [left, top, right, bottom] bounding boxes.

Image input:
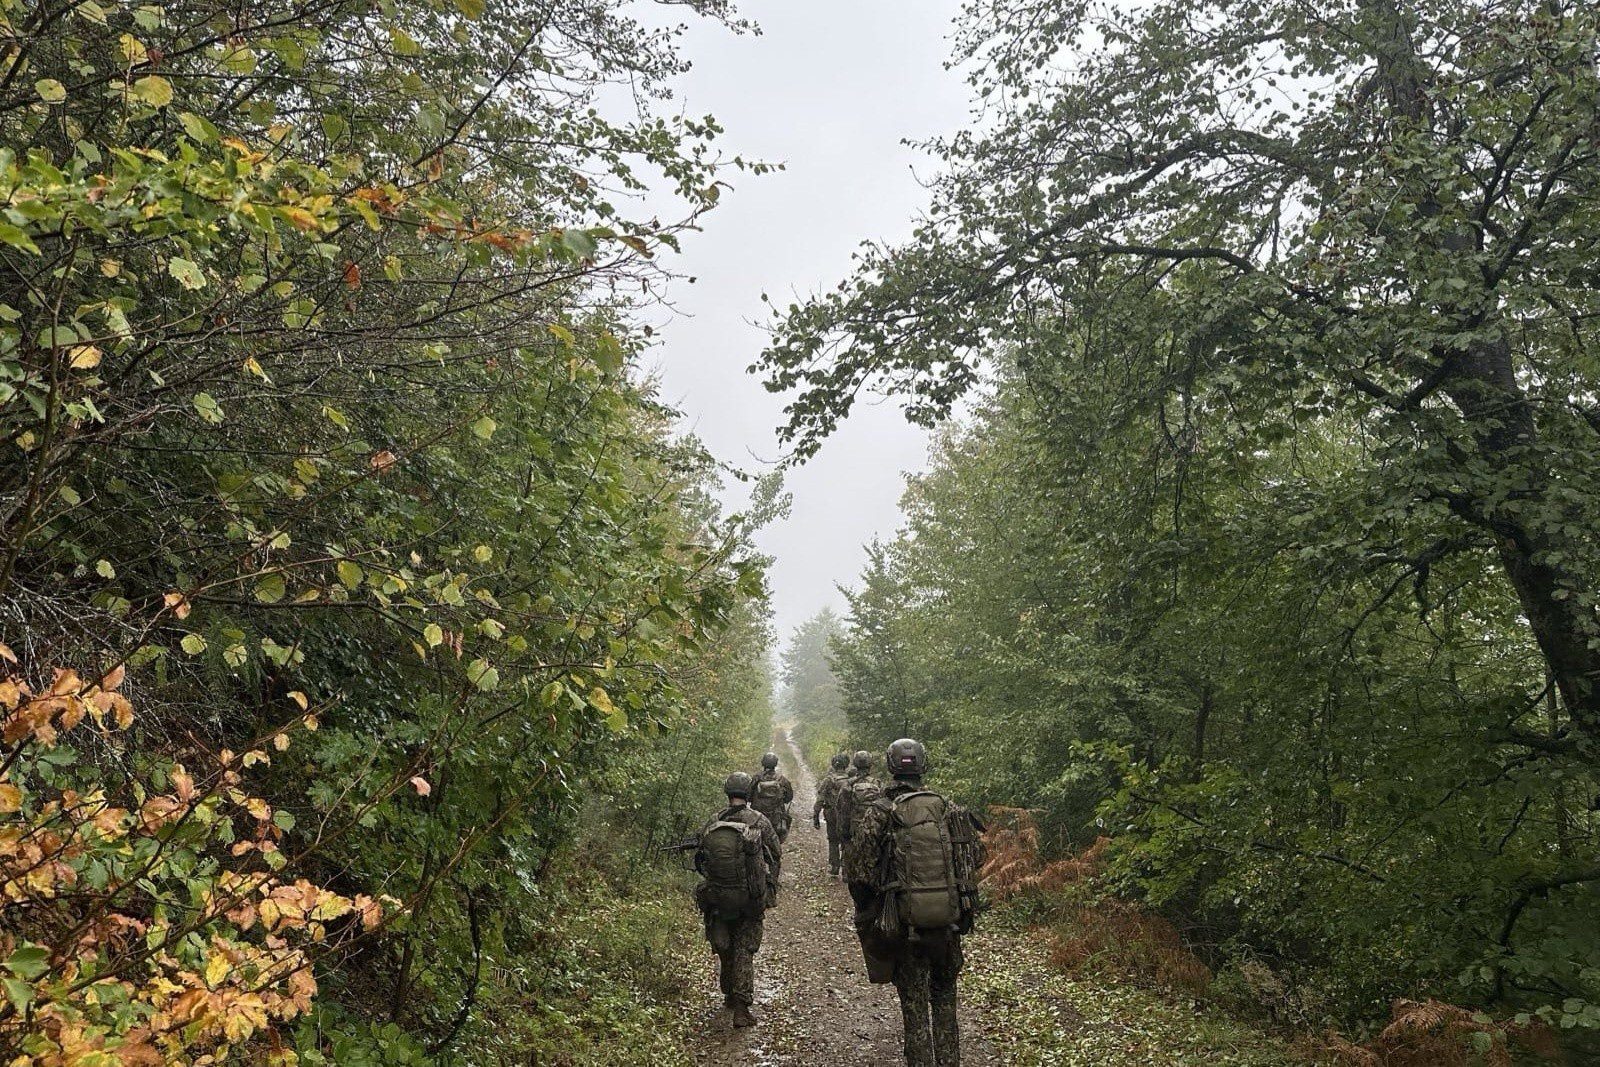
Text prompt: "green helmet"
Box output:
[[830, 752, 850, 771], [723, 771, 754, 799], [851, 749, 873, 772], [887, 738, 927, 778], [760, 751, 779, 770]]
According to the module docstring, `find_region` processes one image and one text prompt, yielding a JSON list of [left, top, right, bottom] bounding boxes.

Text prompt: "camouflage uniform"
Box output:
[[813, 768, 850, 875], [749, 767, 795, 842], [696, 804, 781, 1010], [844, 780, 965, 1067]]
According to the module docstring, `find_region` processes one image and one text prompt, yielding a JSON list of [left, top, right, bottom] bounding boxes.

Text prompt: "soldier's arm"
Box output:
[[781, 776, 795, 804]]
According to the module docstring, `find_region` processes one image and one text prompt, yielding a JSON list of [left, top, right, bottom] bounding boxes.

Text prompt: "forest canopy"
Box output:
[[0, 0, 776, 1061], [764, 0, 1600, 1040]]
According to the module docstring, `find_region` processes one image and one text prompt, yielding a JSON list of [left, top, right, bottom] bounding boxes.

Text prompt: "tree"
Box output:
[[760, 0, 1600, 755], [779, 0, 1600, 1037], [0, 0, 776, 1058]]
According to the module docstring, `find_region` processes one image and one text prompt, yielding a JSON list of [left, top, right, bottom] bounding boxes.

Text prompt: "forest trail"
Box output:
[[689, 734, 998, 1066]]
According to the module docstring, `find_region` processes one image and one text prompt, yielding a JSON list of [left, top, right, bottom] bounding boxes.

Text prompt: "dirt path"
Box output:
[[690, 733, 997, 1066]]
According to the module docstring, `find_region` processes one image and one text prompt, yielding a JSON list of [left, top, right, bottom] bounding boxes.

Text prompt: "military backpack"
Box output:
[[839, 775, 881, 839], [695, 819, 770, 919], [880, 791, 984, 934]]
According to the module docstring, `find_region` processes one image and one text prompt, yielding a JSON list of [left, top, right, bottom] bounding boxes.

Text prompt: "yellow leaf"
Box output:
[[205, 952, 229, 988], [279, 205, 320, 232], [288, 690, 308, 710], [68, 345, 101, 369], [119, 33, 148, 65], [0, 783, 21, 813]]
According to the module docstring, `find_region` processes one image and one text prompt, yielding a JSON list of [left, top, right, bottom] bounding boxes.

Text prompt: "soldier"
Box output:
[[836, 748, 885, 973], [695, 771, 781, 1028], [813, 751, 852, 877], [750, 751, 795, 843], [845, 739, 985, 1067], [835, 749, 881, 847]]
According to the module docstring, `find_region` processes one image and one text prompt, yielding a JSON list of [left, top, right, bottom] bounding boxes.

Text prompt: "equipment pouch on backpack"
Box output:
[[946, 803, 986, 933]]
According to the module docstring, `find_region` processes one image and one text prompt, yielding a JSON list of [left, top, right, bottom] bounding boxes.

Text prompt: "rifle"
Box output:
[[657, 837, 699, 854]]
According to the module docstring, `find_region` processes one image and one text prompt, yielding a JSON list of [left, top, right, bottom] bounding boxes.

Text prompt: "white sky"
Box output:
[[640, 0, 969, 644]]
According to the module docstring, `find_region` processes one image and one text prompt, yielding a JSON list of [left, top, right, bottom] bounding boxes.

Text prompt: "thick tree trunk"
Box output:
[[1443, 338, 1600, 749]]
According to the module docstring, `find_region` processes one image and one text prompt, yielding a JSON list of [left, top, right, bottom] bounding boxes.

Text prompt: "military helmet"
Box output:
[[830, 752, 850, 770], [760, 751, 779, 770], [723, 771, 754, 799], [851, 749, 873, 772], [887, 738, 927, 778]]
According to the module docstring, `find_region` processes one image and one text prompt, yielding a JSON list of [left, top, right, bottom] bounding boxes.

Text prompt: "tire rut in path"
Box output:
[[690, 733, 996, 1066]]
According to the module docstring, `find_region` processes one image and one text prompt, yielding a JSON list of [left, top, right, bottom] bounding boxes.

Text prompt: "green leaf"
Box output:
[[130, 74, 173, 107], [178, 111, 219, 143], [454, 0, 485, 17], [466, 658, 499, 691], [1, 977, 33, 1013], [168, 257, 206, 289], [223, 643, 248, 668], [423, 623, 444, 647], [180, 633, 208, 655], [254, 573, 286, 603], [0, 223, 41, 256], [389, 27, 422, 56], [192, 392, 224, 424], [95, 559, 116, 579], [35, 79, 67, 103], [336, 560, 364, 589], [590, 687, 626, 733], [594, 332, 624, 375], [5, 946, 50, 980], [471, 416, 496, 440], [560, 228, 597, 258]]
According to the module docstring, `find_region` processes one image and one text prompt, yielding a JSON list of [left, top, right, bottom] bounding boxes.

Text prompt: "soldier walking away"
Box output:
[[750, 751, 795, 843], [813, 751, 852, 877], [695, 771, 782, 1028], [845, 739, 985, 1067], [837, 748, 885, 927], [835, 749, 882, 850]]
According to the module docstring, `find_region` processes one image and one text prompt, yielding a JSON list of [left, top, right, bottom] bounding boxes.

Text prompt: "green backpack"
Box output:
[[696, 819, 769, 919], [752, 775, 786, 821], [887, 791, 984, 932], [841, 776, 881, 839]]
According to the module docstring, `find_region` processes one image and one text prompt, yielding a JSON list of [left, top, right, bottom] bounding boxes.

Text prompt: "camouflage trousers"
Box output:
[[705, 912, 764, 1008], [893, 931, 964, 1067], [826, 836, 842, 875]]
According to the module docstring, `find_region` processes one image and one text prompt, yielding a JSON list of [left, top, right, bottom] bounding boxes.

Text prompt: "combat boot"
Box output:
[[733, 1005, 757, 1028]]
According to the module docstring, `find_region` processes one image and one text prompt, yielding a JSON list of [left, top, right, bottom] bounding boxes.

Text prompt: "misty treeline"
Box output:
[[0, 0, 780, 1061], [765, 0, 1600, 1049]]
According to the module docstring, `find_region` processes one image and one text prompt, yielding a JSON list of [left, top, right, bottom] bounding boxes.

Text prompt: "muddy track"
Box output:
[[690, 733, 996, 1066]]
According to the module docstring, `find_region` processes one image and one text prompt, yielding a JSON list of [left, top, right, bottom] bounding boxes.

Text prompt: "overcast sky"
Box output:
[[639, 0, 969, 646]]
